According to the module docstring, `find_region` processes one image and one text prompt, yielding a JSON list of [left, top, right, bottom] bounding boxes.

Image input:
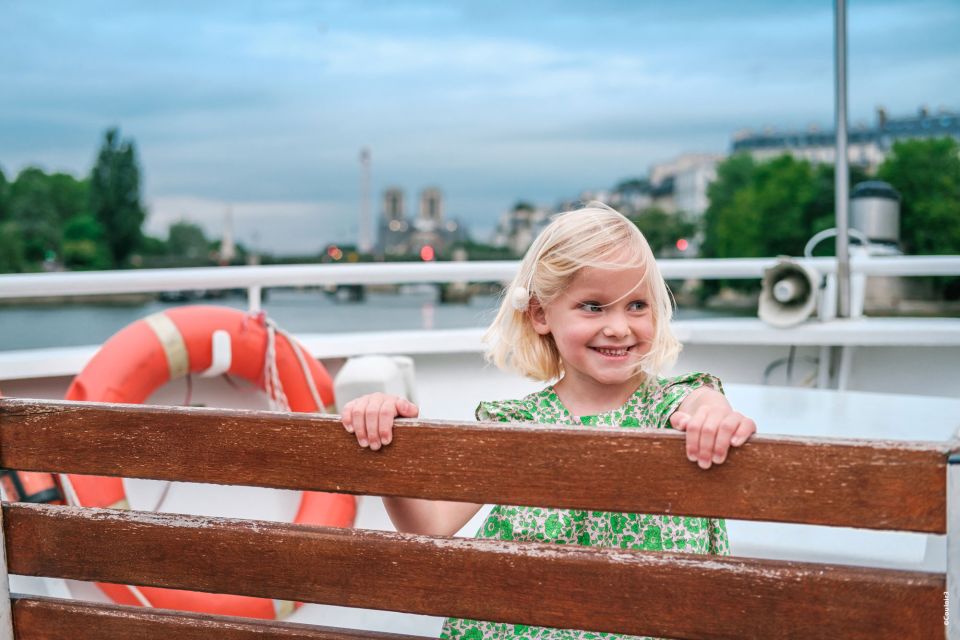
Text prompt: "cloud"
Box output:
[[2, 1, 959, 254]]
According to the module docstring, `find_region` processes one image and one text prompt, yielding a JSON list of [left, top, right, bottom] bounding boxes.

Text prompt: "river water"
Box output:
[[0, 288, 725, 352]]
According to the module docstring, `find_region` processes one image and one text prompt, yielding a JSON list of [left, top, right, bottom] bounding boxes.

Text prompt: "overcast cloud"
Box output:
[[1, 0, 958, 253]]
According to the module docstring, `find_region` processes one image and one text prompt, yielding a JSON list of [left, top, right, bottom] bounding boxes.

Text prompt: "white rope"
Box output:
[[263, 319, 291, 412], [261, 316, 325, 413], [274, 323, 326, 412]]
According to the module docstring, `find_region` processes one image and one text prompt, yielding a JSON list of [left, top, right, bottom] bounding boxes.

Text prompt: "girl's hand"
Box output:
[[340, 393, 419, 451], [669, 389, 756, 469]]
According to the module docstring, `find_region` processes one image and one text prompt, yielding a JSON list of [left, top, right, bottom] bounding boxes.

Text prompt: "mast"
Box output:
[[834, 0, 851, 317], [359, 147, 372, 255]]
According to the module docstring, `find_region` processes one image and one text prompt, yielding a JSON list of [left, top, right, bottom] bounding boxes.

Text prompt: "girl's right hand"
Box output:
[[340, 393, 420, 451]]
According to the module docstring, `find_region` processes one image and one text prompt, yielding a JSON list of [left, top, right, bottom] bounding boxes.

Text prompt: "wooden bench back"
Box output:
[[0, 398, 952, 639]]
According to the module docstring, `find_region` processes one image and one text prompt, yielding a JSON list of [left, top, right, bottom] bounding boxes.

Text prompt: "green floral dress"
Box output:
[[439, 372, 729, 640]]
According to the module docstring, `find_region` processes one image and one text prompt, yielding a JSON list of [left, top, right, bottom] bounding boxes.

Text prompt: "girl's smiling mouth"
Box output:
[[590, 346, 634, 357]]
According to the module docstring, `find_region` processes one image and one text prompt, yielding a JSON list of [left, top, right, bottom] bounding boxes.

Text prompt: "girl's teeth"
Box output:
[[595, 348, 627, 356]]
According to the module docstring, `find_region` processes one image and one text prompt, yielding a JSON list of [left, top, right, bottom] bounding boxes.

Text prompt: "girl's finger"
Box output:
[[364, 397, 384, 450], [711, 414, 740, 465], [379, 401, 397, 446], [351, 404, 367, 447], [731, 418, 757, 447], [669, 411, 690, 431], [697, 412, 721, 469], [398, 398, 420, 418], [341, 401, 354, 432], [684, 409, 706, 463]]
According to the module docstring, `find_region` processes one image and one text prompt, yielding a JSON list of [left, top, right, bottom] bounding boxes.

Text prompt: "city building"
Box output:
[[492, 204, 551, 256], [377, 187, 465, 257], [731, 106, 960, 170]]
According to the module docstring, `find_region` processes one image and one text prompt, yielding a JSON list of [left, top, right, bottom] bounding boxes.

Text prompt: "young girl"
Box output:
[[341, 203, 757, 639]]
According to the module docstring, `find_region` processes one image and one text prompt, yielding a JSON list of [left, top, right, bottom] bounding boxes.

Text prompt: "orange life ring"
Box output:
[[63, 305, 356, 619]]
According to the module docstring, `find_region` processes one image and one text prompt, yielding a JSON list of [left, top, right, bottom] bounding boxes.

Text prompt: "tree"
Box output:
[[701, 153, 867, 259], [63, 214, 112, 270], [47, 172, 89, 224], [89, 128, 146, 267], [166, 220, 211, 261], [700, 154, 761, 259], [0, 222, 26, 273], [0, 165, 8, 221], [629, 208, 695, 256], [877, 138, 960, 256], [8, 167, 61, 264]]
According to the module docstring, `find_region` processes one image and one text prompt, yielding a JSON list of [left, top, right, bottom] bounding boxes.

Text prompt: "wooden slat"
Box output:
[[10, 595, 430, 640], [0, 398, 947, 532], [3, 503, 944, 640]]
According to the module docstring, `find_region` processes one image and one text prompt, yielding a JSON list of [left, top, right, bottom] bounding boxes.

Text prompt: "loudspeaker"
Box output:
[[758, 259, 821, 328]]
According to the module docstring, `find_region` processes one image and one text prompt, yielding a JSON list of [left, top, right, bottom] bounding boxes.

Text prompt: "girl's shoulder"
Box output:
[[475, 388, 555, 423]]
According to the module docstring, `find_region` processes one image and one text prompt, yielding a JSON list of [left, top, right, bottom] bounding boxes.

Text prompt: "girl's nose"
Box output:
[[602, 316, 630, 338]]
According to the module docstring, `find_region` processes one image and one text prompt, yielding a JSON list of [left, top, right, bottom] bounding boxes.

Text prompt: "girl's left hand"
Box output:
[[669, 404, 756, 470]]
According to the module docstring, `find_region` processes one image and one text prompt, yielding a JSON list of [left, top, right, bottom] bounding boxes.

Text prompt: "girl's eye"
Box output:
[[579, 302, 603, 313], [629, 300, 649, 311]]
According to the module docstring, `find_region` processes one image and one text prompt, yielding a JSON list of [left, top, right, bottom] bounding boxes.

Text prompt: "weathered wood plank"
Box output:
[[0, 398, 946, 532], [10, 595, 431, 640], [3, 503, 945, 639]]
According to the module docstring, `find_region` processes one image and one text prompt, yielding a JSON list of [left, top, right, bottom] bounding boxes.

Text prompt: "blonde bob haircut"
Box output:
[[484, 202, 681, 382]]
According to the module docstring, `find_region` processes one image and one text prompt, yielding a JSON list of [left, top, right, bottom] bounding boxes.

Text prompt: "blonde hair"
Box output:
[[484, 202, 680, 381]]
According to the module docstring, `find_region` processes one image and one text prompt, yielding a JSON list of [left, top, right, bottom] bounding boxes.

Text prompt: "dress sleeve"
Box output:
[[475, 398, 535, 424], [652, 372, 723, 430]]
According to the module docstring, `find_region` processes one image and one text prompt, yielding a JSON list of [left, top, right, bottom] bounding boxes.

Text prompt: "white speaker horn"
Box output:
[[758, 259, 821, 328]]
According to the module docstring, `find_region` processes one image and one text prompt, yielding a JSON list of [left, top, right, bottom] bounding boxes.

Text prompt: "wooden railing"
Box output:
[[0, 398, 953, 639]]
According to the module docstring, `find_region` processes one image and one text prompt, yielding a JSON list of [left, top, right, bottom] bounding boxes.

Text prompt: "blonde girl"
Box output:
[[341, 203, 756, 639]]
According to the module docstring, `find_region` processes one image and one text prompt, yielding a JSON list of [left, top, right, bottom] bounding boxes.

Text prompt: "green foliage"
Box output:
[[89, 128, 146, 267], [62, 214, 112, 270], [701, 153, 868, 259], [8, 167, 62, 263], [166, 220, 211, 260], [614, 177, 651, 193], [629, 208, 695, 256], [511, 200, 535, 212], [0, 165, 8, 221], [0, 222, 26, 273], [877, 138, 960, 255], [137, 234, 168, 257], [47, 172, 90, 223], [449, 239, 515, 261]]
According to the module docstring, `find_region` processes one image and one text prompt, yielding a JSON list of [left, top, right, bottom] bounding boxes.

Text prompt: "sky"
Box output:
[[1, 0, 958, 254]]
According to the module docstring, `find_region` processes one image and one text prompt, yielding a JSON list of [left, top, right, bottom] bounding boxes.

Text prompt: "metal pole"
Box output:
[[834, 0, 851, 318], [947, 452, 960, 638]]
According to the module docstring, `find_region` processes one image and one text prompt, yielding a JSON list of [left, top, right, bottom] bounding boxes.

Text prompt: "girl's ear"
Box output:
[[527, 298, 551, 336]]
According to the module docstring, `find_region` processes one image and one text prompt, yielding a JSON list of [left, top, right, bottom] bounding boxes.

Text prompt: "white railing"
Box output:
[[0, 256, 958, 309]]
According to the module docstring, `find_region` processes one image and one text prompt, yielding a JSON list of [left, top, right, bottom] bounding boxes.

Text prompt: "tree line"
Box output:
[[1, 131, 957, 279], [0, 128, 228, 274], [700, 137, 960, 259]]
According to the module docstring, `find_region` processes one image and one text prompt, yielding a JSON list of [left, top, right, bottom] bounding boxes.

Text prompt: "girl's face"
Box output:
[[529, 262, 654, 395]]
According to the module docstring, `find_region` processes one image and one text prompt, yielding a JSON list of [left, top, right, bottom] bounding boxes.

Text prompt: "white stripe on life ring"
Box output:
[[144, 312, 189, 380]]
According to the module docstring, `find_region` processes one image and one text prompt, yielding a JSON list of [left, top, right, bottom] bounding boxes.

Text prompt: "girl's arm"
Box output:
[[382, 498, 482, 536], [340, 393, 484, 535], [669, 387, 756, 470]]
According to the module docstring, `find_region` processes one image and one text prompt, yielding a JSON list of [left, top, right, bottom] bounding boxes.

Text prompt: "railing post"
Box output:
[[247, 286, 262, 313], [947, 451, 960, 638], [0, 503, 15, 639]]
